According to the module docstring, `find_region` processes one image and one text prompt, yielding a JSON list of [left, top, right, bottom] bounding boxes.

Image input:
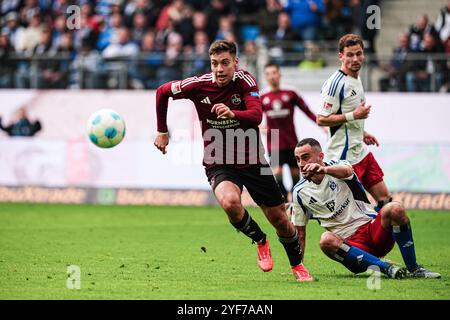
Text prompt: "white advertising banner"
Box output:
[[0, 90, 449, 192]]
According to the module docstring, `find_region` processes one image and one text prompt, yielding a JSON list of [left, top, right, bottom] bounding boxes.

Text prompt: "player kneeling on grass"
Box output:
[[291, 138, 441, 279]]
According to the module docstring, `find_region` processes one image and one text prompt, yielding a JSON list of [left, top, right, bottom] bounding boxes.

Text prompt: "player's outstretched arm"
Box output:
[[154, 83, 172, 154], [303, 162, 352, 180], [0, 117, 13, 134]]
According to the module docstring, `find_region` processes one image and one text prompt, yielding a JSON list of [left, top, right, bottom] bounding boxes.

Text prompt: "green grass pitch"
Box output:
[[0, 203, 449, 300]]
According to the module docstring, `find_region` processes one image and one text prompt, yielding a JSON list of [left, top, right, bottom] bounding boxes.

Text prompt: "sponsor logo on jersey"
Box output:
[[272, 100, 282, 111], [171, 81, 182, 94], [351, 89, 357, 96], [309, 196, 317, 205], [325, 200, 335, 212], [324, 102, 333, 109], [231, 94, 241, 105], [319, 198, 349, 220], [250, 92, 259, 97]]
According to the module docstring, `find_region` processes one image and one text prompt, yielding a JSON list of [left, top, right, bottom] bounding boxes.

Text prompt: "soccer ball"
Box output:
[[87, 109, 126, 148]]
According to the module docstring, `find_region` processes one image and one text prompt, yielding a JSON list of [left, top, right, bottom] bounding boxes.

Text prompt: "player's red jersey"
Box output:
[[261, 89, 316, 152], [156, 69, 266, 169]]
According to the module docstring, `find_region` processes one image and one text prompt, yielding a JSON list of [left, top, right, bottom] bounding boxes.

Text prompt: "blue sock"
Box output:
[[335, 243, 390, 274], [392, 223, 417, 271]]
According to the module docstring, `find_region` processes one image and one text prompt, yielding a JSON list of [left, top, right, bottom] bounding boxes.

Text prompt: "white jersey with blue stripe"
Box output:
[[319, 70, 369, 164], [291, 160, 377, 239]]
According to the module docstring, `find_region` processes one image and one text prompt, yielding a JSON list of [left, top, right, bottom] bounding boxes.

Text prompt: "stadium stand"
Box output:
[[0, 0, 448, 91]]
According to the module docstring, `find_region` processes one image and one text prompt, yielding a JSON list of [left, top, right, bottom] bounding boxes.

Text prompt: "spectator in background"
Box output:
[[131, 12, 150, 46], [1, 0, 21, 16], [51, 0, 71, 17], [283, 0, 325, 41], [215, 15, 236, 42], [50, 32, 77, 88], [187, 10, 209, 46], [51, 14, 67, 51], [95, 0, 121, 18], [156, 31, 183, 86], [267, 11, 298, 66], [184, 30, 210, 76], [408, 14, 438, 52], [155, 16, 177, 50], [129, 30, 163, 89], [156, 0, 189, 31], [96, 12, 124, 51], [206, 0, 233, 41], [323, 0, 353, 40], [405, 32, 447, 92], [73, 13, 98, 51], [80, 2, 102, 34], [15, 22, 50, 89], [15, 9, 44, 53], [103, 26, 139, 58], [1, 11, 23, 51], [239, 40, 258, 75], [123, 0, 161, 28], [102, 27, 139, 88], [32, 27, 64, 88], [256, 0, 283, 37], [109, 0, 124, 16], [0, 32, 15, 88], [272, 11, 297, 42], [0, 107, 42, 137], [18, 0, 40, 25], [71, 39, 106, 89], [435, 0, 450, 46], [298, 41, 325, 69], [379, 32, 410, 92]]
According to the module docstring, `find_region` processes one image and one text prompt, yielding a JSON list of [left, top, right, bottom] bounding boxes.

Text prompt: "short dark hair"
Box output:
[[264, 62, 280, 70], [296, 138, 322, 151], [338, 34, 364, 53], [209, 40, 237, 56]]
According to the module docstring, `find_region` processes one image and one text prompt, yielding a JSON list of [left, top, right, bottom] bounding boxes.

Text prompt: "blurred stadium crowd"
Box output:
[[0, 0, 448, 91]]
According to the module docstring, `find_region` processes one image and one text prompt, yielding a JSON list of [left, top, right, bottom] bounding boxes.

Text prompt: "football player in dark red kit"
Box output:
[[154, 40, 313, 282], [261, 63, 321, 201]]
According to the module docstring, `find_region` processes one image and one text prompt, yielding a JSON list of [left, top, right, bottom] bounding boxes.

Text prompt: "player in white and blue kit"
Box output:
[[290, 138, 441, 279], [317, 34, 391, 212]]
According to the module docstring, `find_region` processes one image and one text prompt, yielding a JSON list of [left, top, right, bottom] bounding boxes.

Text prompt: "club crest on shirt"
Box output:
[[329, 181, 337, 191], [231, 94, 241, 105]]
